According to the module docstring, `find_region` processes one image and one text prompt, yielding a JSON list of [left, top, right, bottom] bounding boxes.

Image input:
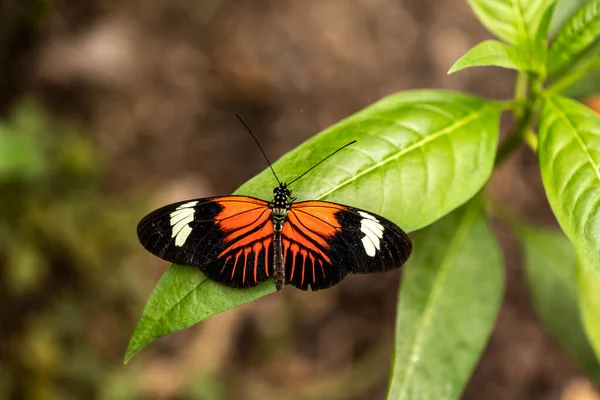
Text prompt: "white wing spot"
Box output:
[[175, 225, 193, 247], [358, 211, 384, 257], [361, 235, 377, 257], [170, 201, 198, 247]]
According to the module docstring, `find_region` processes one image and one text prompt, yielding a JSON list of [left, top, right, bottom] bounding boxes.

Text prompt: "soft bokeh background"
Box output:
[[1, 1, 599, 399]]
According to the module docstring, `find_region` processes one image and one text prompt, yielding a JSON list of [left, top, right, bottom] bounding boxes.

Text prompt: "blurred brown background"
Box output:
[[0, 0, 597, 399]]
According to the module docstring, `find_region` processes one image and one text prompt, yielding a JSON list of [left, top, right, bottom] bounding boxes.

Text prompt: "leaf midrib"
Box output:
[[391, 204, 479, 399], [317, 104, 494, 201], [511, 0, 529, 48]]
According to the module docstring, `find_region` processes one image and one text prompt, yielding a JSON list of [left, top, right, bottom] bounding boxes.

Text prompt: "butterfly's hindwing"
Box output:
[[282, 201, 412, 291], [137, 196, 274, 288], [281, 204, 344, 291]]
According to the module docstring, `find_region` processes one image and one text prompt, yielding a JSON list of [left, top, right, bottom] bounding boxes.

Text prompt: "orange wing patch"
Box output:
[[282, 222, 331, 264], [218, 213, 273, 257], [282, 202, 348, 287], [213, 197, 273, 286], [215, 198, 272, 252], [215, 197, 269, 231], [263, 238, 272, 277], [291, 202, 345, 229], [283, 202, 343, 260]]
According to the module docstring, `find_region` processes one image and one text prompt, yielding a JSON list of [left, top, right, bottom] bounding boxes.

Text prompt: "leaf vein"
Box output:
[[316, 104, 493, 201], [550, 98, 600, 185]]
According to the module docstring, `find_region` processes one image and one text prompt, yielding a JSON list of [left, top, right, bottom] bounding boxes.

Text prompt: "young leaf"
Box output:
[[127, 90, 502, 362], [549, 0, 589, 35], [548, 0, 600, 76], [448, 40, 533, 74], [578, 256, 600, 362], [467, 0, 556, 51], [387, 200, 503, 400], [521, 226, 600, 380], [538, 94, 600, 276], [530, 0, 558, 72]]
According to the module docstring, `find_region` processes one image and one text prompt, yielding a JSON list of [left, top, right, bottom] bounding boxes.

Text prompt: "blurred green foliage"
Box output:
[[0, 100, 146, 399], [549, 0, 600, 98]]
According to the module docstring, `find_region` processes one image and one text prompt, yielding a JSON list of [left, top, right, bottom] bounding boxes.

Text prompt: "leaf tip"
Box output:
[[447, 62, 462, 75], [124, 326, 152, 365], [123, 340, 140, 364]]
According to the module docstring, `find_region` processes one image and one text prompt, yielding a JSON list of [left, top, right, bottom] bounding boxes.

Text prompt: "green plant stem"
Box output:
[[514, 72, 528, 117], [494, 109, 532, 166], [495, 74, 543, 167]]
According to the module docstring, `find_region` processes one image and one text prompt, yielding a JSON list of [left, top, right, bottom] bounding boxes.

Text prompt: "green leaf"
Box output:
[[561, 67, 600, 98], [549, 0, 589, 35], [548, 38, 600, 96], [553, 33, 600, 96], [536, 1, 559, 65], [387, 200, 503, 400], [538, 94, 600, 276], [124, 265, 274, 363], [578, 255, 600, 361], [448, 40, 533, 74], [467, 0, 556, 50], [127, 90, 502, 362], [238, 90, 501, 232], [548, 0, 600, 76], [521, 226, 600, 380]]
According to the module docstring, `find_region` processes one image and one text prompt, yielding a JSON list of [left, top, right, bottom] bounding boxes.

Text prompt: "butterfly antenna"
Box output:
[[287, 140, 357, 187], [235, 114, 281, 185]]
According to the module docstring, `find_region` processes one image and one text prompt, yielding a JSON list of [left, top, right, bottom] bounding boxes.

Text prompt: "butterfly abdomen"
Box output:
[[271, 205, 288, 291], [273, 229, 285, 291]]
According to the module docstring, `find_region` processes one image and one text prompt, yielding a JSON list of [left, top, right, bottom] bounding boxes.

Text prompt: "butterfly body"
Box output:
[[270, 183, 293, 291], [137, 182, 412, 292]]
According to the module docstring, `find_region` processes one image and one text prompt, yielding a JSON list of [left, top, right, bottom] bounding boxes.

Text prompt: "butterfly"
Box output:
[[137, 116, 412, 292]]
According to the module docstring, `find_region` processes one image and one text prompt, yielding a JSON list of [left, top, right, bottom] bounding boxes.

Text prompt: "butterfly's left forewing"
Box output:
[[283, 201, 412, 291], [137, 196, 274, 288]]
